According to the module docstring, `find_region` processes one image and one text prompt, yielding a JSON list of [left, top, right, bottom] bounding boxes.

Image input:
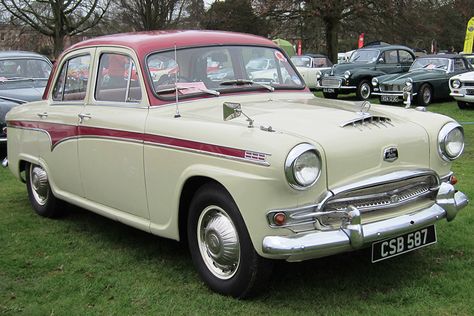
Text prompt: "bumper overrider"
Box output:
[[263, 181, 468, 262]]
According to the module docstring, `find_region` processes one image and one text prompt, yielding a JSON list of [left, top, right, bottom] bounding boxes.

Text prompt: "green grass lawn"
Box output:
[[1, 97, 474, 315]]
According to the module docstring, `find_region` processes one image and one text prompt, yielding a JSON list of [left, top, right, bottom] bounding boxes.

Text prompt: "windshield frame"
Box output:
[[145, 44, 305, 102]]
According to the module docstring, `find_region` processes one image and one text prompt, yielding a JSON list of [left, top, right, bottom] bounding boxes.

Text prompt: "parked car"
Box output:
[[372, 54, 472, 106], [317, 45, 415, 100], [4, 31, 468, 298], [449, 70, 474, 109], [290, 54, 332, 89], [0, 51, 52, 158]]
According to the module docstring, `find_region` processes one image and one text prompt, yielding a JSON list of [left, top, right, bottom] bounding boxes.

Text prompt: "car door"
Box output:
[[377, 49, 402, 74], [37, 49, 95, 198], [77, 48, 150, 221]]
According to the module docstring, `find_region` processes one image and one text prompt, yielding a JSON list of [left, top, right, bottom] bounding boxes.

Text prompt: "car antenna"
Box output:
[[174, 43, 181, 118]]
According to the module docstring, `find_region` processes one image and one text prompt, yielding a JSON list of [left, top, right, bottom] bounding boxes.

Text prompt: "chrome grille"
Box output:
[[321, 78, 341, 88], [324, 174, 438, 214], [380, 84, 403, 92], [463, 82, 474, 86]]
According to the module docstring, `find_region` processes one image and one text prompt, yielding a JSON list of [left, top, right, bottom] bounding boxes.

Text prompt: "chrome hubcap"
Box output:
[[423, 88, 431, 104], [360, 83, 370, 99], [197, 205, 240, 279], [30, 165, 49, 206]]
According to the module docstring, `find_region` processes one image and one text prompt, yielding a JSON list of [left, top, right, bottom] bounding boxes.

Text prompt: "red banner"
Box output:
[[297, 40, 302, 55], [358, 33, 365, 48]]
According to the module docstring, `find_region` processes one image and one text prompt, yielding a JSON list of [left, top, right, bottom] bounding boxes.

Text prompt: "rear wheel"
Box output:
[[25, 163, 63, 218], [187, 183, 272, 298], [417, 83, 433, 106], [356, 80, 372, 100]]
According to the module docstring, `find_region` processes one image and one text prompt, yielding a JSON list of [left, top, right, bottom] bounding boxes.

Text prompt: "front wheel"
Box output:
[[356, 80, 372, 100], [417, 83, 433, 106], [187, 183, 272, 298], [25, 163, 63, 218]]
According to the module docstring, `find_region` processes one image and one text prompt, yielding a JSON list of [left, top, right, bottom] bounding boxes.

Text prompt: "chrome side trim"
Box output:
[[0, 138, 7, 143]]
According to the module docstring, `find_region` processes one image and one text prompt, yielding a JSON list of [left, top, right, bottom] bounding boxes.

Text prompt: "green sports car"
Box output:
[[372, 54, 472, 106]]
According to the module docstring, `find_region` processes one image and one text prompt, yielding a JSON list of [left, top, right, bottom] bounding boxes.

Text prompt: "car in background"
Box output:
[[449, 70, 474, 109], [460, 53, 474, 66], [4, 31, 468, 298], [317, 45, 415, 100], [0, 51, 52, 158], [372, 54, 472, 106], [290, 54, 332, 89]]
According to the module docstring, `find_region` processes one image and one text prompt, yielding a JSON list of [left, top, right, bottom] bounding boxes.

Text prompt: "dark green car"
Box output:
[[372, 54, 472, 106], [317, 45, 415, 100]]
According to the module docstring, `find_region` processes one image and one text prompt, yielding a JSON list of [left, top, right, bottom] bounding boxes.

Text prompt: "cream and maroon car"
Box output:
[[449, 71, 474, 109], [4, 31, 469, 298]]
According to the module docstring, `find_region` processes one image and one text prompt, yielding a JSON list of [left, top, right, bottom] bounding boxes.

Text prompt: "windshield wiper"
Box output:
[[155, 85, 220, 96], [220, 79, 274, 92]]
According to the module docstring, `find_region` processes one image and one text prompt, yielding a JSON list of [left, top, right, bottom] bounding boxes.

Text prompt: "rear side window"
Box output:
[[399, 50, 414, 64], [95, 53, 142, 103], [52, 55, 90, 101]]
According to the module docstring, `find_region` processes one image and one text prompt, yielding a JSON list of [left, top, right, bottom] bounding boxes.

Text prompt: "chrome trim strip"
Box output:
[[144, 141, 271, 167], [0, 138, 7, 143], [450, 92, 464, 97]]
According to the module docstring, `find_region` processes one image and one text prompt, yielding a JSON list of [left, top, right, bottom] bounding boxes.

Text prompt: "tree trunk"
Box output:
[[53, 33, 65, 57], [324, 18, 339, 64]]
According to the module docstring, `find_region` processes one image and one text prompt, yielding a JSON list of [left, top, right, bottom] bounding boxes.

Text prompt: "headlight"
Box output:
[[438, 122, 464, 161], [316, 73, 321, 80], [404, 79, 413, 91], [285, 144, 321, 189], [372, 77, 378, 87], [452, 79, 461, 89], [344, 71, 351, 79]]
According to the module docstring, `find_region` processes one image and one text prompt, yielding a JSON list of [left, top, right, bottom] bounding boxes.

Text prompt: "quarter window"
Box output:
[[95, 53, 142, 103], [52, 55, 90, 101], [399, 50, 414, 64]]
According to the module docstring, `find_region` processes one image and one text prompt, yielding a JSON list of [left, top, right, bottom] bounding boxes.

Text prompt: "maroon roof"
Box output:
[[69, 30, 276, 57]]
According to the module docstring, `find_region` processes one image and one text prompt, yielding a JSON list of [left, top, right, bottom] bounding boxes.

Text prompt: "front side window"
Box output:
[[383, 50, 398, 64], [399, 50, 414, 64], [147, 45, 304, 100], [95, 53, 142, 103], [52, 55, 90, 101]]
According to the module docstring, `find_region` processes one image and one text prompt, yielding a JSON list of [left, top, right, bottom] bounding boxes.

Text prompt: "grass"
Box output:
[[1, 96, 474, 315]]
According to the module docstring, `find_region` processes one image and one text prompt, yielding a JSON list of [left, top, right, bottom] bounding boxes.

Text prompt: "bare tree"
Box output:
[[0, 0, 110, 57], [114, 0, 195, 31]]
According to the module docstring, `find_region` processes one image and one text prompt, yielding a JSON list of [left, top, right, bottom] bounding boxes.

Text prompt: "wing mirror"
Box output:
[[223, 102, 254, 128], [378, 58, 385, 64]]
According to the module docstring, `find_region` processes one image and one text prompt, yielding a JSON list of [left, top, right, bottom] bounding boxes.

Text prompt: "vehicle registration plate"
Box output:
[[380, 95, 400, 103], [323, 88, 335, 93], [371, 225, 437, 263]]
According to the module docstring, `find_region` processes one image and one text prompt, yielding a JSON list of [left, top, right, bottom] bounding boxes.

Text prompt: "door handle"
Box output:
[[78, 113, 92, 123], [37, 112, 48, 118]]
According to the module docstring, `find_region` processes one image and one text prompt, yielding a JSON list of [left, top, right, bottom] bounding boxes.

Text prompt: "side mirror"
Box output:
[[378, 58, 385, 64], [223, 102, 242, 121]]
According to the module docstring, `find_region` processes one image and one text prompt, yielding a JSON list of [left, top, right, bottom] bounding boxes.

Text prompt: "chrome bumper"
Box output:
[[262, 182, 468, 262], [372, 92, 418, 97], [2, 157, 7, 168]]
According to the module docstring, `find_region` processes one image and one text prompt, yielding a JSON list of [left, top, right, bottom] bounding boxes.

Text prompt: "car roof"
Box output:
[[294, 54, 328, 58], [357, 45, 413, 51], [417, 54, 463, 59], [68, 30, 277, 57], [0, 50, 49, 59]]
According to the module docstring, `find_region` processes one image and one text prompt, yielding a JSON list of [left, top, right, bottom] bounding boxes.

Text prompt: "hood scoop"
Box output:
[[340, 101, 392, 128]]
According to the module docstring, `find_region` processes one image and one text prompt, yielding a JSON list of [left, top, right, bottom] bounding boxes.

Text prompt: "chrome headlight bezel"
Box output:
[[285, 143, 321, 190], [438, 122, 465, 162], [344, 71, 351, 79], [404, 79, 413, 91], [451, 79, 461, 89], [371, 77, 378, 87]]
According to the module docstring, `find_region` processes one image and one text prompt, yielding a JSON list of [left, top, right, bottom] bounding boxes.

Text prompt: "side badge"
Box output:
[[384, 147, 398, 162]]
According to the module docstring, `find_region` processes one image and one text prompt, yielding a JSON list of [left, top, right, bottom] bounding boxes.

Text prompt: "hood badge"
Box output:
[[383, 147, 398, 162]]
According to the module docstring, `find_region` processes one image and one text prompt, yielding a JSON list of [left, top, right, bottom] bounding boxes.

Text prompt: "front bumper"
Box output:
[[262, 182, 468, 262], [450, 91, 474, 102]]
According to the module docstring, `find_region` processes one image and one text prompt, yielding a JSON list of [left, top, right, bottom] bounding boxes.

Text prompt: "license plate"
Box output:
[[381, 95, 400, 103], [371, 225, 437, 263], [323, 88, 335, 93]]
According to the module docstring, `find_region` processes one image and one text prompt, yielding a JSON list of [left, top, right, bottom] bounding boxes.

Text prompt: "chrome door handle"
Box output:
[[78, 113, 92, 123], [37, 112, 48, 118]]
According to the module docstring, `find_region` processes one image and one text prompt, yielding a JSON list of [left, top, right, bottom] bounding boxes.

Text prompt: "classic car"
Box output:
[[372, 54, 472, 106], [460, 53, 474, 66], [290, 54, 332, 89], [0, 51, 52, 158], [4, 31, 468, 298], [449, 70, 474, 109], [317, 45, 415, 100]]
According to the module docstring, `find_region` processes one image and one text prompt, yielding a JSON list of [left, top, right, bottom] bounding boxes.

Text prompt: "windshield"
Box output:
[[349, 49, 379, 64], [147, 45, 304, 99], [291, 56, 311, 67], [0, 58, 51, 80], [410, 58, 450, 71]]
